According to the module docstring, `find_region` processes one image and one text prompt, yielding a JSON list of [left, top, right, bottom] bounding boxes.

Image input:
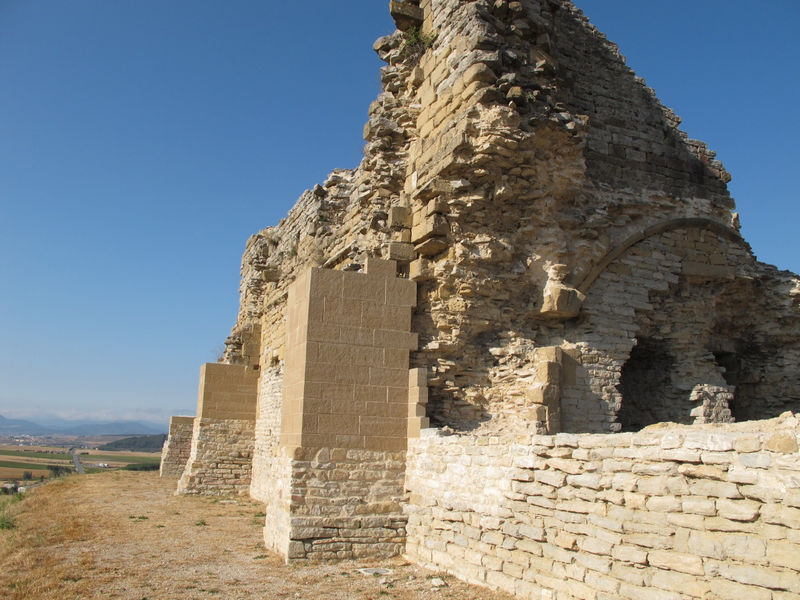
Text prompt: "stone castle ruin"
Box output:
[[161, 1, 800, 597]]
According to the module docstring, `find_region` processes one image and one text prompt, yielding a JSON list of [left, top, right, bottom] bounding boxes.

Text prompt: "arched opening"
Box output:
[[616, 338, 681, 431]]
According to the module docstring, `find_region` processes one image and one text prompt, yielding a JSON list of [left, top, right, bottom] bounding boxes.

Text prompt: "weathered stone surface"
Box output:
[[159, 415, 194, 478], [406, 417, 800, 600], [167, 0, 800, 596]]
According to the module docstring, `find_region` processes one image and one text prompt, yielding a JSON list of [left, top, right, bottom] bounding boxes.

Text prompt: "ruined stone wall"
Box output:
[[378, 0, 748, 431], [556, 223, 800, 434], [249, 364, 283, 503], [275, 447, 408, 560], [211, 0, 800, 440], [256, 259, 417, 560], [405, 413, 800, 600], [159, 416, 194, 478], [176, 363, 258, 496], [177, 418, 255, 496]]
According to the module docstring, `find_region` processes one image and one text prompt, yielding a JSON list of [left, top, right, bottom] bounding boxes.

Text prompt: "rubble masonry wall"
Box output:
[[159, 415, 194, 478], [177, 363, 258, 495], [405, 414, 800, 600]]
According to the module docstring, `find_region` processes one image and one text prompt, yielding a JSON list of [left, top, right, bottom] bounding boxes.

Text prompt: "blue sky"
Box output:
[[1, 1, 798, 428]]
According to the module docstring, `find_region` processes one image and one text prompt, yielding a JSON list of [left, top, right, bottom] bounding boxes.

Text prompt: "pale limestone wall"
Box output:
[[262, 448, 293, 558], [280, 447, 408, 560], [405, 413, 800, 600], [159, 416, 194, 478], [559, 224, 750, 433], [249, 364, 283, 503], [258, 259, 417, 560], [557, 224, 800, 434], [280, 259, 417, 451], [176, 363, 258, 496], [196, 363, 258, 420], [177, 418, 255, 496], [388, 0, 751, 430]]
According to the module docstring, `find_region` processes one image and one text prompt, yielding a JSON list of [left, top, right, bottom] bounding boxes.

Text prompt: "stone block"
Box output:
[[365, 257, 397, 277], [765, 432, 798, 453], [364, 436, 407, 451], [716, 499, 760, 522], [409, 367, 427, 387], [309, 267, 345, 299], [766, 540, 800, 570], [390, 0, 423, 32], [388, 241, 415, 262], [709, 580, 771, 600], [388, 206, 412, 228], [647, 550, 704, 575], [342, 275, 387, 303], [611, 544, 647, 564], [409, 257, 434, 280], [539, 282, 585, 319], [462, 62, 497, 86], [415, 237, 448, 257], [409, 386, 428, 406], [411, 214, 449, 243], [385, 277, 417, 307]]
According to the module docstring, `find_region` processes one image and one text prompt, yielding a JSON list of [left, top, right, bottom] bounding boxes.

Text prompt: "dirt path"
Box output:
[[0, 471, 514, 600]]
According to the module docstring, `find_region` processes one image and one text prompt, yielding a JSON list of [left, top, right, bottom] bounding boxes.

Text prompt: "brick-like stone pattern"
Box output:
[[405, 413, 800, 599], [254, 260, 417, 560], [159, 415, 194, 478], [280, 447, 408, 561], [280, 260, 417, 452], [561, 226, 800, 433], [176, 418, 255, 496], [250, 364, 284, 503], [174, 362, 259, 496]]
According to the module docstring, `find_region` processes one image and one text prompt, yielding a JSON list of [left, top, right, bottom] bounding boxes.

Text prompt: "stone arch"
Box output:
[[560, 218, 754, 433], [574, 217, 744, 296], [616, 337, 680, 431]]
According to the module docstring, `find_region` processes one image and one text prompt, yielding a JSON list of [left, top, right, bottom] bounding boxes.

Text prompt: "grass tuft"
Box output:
[[0, 509, 15, 529]]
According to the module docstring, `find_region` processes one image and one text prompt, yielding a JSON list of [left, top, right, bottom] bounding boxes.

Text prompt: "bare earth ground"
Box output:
[[0, 471, 514, 600]]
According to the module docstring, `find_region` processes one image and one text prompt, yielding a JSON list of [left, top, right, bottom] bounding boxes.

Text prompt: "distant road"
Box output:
[[69, 448, 86, 474]]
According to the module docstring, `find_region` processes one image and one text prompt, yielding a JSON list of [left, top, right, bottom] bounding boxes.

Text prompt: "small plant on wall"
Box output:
[[401, 26, 436, 62]]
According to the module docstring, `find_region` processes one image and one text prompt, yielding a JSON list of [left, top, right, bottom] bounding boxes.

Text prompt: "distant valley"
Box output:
[[0, 414, 167, 436]]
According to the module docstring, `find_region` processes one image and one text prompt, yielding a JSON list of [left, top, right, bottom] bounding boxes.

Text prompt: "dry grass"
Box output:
[[0, 471, 513, 600], [0, 467, 51, 480]]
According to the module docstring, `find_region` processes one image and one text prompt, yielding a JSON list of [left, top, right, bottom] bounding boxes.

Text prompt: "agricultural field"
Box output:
[[0, 444, 160, 483]]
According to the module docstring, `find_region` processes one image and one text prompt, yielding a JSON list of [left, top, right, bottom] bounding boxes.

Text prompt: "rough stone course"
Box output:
[[159, 415, 194, 478], [176, 418, 255, 496], [405, 413, 800, 599]]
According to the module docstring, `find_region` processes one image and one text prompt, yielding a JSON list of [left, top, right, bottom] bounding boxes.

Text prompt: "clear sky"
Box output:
[[1, 1, 798, 428]]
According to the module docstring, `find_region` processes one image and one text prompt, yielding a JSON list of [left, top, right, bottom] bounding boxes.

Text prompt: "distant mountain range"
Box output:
[[0, 414, 167, 436]]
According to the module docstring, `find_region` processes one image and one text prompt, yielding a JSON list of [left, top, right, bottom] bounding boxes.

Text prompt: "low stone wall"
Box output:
[[159, 416, 194, 478], [405, 413, 800, 600], [176, 418, 255, 496]]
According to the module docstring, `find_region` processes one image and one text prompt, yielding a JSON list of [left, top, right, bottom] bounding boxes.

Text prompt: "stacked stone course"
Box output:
[[176, 363, 258, 496], [406, 413, 800, 599], [159, 415, 194, 478], [257, 259, 417, 559], [177, 417, 255, 496]]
